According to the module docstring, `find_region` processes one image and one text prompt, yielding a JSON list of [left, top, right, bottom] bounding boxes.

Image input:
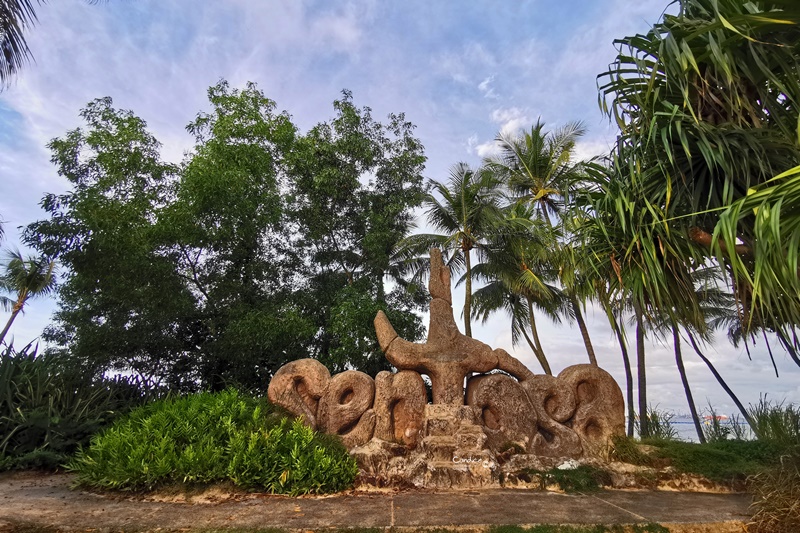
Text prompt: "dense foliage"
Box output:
[[67, 389, 358, 494], [23, 82, 426, 390], [0, 342, 154, 470]]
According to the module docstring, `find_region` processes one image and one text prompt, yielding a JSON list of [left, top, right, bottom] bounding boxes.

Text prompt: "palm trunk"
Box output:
[[633, 299, 648, 439], [570, 293, 597, 365], [673, 323, 705, 443], [525, 298, 552, 375], [376, 269, 386, 304], [464, 248, 472, 338], [609, 312, 636, 437], [0, 304, 23, 347], [687, 330, 754, 428]]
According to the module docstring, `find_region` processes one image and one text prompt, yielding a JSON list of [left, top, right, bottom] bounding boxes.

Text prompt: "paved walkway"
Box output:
[[0, 472, 752, 531]]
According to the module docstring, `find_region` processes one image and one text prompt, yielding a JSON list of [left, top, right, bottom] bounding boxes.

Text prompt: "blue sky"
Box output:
[[1, 0, 798, 423]]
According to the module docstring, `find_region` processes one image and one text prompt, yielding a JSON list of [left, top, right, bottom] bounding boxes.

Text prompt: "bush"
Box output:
[[609, 435, 653, 466], [0, 342, 155, 470], [749, 397, 800, 447], [67, 389, 358, 495], [748, 450, 800, 533], [639, 405, 678, 441]]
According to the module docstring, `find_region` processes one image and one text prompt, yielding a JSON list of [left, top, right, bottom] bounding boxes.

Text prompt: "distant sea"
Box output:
[[670, 415, 749, 442]]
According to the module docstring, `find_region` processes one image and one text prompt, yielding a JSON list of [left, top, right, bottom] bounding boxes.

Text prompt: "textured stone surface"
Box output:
[[558, 364, 625, 454], [317, 370, 376, 448], [466, 374, 537, 452], [267, 358, 331, 429], [266, 249, 628, 489], [521, 374, 582, 458], [374, 248, 534, 405], [373, 370, 426, 447]]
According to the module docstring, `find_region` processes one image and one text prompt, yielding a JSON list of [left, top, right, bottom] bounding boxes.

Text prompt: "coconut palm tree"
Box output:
[[0, 249, 56, 345], [488, 120, 599, 364], [401, 162, 504, 337], [469, 203, 568, 375], [491, 119, 586, 226]]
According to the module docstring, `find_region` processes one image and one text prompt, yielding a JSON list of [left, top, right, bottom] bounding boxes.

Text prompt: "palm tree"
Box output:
[[401, 162, 504, 337], [488, 120, 599, 364], [0, 249, 56, 345], [470, 204, 568, 375], [492, 119, 586, 226], [573, 155, 706, 438]]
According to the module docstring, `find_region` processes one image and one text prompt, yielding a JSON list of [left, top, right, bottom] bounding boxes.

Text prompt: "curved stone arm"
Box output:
[[493, 348, 535, 382], [375, 310, 427, 370]]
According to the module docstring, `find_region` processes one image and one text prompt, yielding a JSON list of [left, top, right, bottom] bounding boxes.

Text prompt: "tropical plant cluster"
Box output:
[[67, 389, 358, 494], [0, 341, 156, 470], [398, 0, 800, 445]]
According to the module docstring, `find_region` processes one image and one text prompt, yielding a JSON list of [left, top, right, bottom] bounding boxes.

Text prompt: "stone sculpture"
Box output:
[[267, 249, 625, 488]]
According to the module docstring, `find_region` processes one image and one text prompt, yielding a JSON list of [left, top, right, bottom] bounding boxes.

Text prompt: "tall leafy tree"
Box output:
[[160, 80, 314, 390], [286, 91, 427, 374], [24, 97, 197, 383], [0, 249, 56, 345]]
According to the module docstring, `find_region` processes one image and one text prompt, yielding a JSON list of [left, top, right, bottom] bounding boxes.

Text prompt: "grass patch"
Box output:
[[67, 389, 358, 495], [489, 525, 668, 533], [749, 397, 800, 447], [644, 438, 783, 483], [609, 435, 653, 466], [525, 465, 612, 493], [611, 433, 786, 486]]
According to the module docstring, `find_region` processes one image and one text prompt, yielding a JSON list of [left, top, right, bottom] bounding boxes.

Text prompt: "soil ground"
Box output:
[[0, 471, 752, 532]]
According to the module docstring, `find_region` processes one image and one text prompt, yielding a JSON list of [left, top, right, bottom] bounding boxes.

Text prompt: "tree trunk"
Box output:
[[570, 293, 597, 365], [687, 330, 754, 428], [673, 323, 705, 443], [633, 299, 649, 438], [525, 298, 552, 375], [609, 312, 636, 437], [463, 247, 472, 337], [0, 305, 22, 347], [375, 268, 386, 304]]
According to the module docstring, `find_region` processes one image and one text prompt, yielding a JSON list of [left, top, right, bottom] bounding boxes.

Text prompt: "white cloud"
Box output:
[[477, 76, 499, 99]]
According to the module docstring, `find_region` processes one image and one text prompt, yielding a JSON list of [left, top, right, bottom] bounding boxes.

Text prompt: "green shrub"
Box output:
[[639, 405, 678, 441], [609, 435, 653, 466], [748, 450, 800, 533], [527, 465, 612, 493], [0, 342, 154, 470], [67, 389, 358, 495], [749, 397, 800, 447]]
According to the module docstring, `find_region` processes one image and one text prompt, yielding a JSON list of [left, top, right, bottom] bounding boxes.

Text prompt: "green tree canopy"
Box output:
[[24, 83, 427, 389]]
